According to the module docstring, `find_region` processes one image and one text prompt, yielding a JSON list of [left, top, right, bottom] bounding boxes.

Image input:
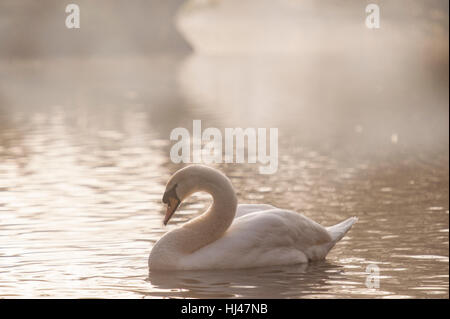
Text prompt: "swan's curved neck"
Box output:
[[171, 172, 238, 254]]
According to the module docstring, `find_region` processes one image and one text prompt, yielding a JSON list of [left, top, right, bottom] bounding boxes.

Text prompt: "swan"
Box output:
[[149, 165, 357, 270]]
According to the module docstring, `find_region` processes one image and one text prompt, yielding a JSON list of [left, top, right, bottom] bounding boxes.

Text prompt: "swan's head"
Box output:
[[162, 165, 220, 225], [162, 182, 181, 225]]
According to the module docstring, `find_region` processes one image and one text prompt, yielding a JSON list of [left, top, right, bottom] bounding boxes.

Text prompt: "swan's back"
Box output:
[[178, 209, 356, 270], [235, 204, 276, 217]]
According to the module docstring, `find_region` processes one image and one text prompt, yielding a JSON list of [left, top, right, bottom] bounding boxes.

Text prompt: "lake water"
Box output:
[[0, 51, 448, 298]]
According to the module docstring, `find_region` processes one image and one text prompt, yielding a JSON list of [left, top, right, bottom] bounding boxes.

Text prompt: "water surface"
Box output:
[[0, 52, 448, 298]]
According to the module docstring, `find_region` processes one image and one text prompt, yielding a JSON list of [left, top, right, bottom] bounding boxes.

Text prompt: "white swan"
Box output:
[[149, 165, 357, 270]]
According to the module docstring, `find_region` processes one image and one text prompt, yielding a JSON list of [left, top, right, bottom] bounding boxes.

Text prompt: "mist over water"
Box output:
[[0, 0, 448, 298]]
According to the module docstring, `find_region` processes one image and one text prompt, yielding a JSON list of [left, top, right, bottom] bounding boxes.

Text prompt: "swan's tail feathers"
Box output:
[[326, 217, 358, 243]]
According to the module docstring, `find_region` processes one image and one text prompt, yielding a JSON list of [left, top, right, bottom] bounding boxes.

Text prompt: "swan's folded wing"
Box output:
[[235, 204, 277, 218], [233, 210, 332, 249], [179, 209, 332, 269]]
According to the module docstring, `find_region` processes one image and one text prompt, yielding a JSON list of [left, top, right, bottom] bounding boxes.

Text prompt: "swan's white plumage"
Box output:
[[149, 165, 357, 270], [180, 208, 328, 269], [234, 204, 276, 218]]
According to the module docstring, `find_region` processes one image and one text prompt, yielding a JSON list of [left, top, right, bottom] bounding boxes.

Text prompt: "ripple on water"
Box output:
[[0, 51, 448, 298]]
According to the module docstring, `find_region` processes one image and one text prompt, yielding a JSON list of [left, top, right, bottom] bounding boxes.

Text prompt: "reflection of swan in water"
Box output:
[[148, 165, 357, 270], [148, 262, 342, 298]]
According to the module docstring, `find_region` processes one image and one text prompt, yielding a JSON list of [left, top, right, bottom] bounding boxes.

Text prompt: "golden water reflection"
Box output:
[[0, 53, 448, 298]]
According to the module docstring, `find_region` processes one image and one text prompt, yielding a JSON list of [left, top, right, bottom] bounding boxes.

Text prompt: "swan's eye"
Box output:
[[162, 184, 178, 204]]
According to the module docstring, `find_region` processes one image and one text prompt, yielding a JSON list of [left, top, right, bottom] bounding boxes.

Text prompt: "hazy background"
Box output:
[[0, 0, 190, 57]]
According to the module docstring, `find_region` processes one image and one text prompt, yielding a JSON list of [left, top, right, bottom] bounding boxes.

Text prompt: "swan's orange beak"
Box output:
[[162, 185, 180, 225]]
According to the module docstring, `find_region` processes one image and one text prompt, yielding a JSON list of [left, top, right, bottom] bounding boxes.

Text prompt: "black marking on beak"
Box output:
[[162, 184, 179, 204], [162, 184, 180, 225]]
